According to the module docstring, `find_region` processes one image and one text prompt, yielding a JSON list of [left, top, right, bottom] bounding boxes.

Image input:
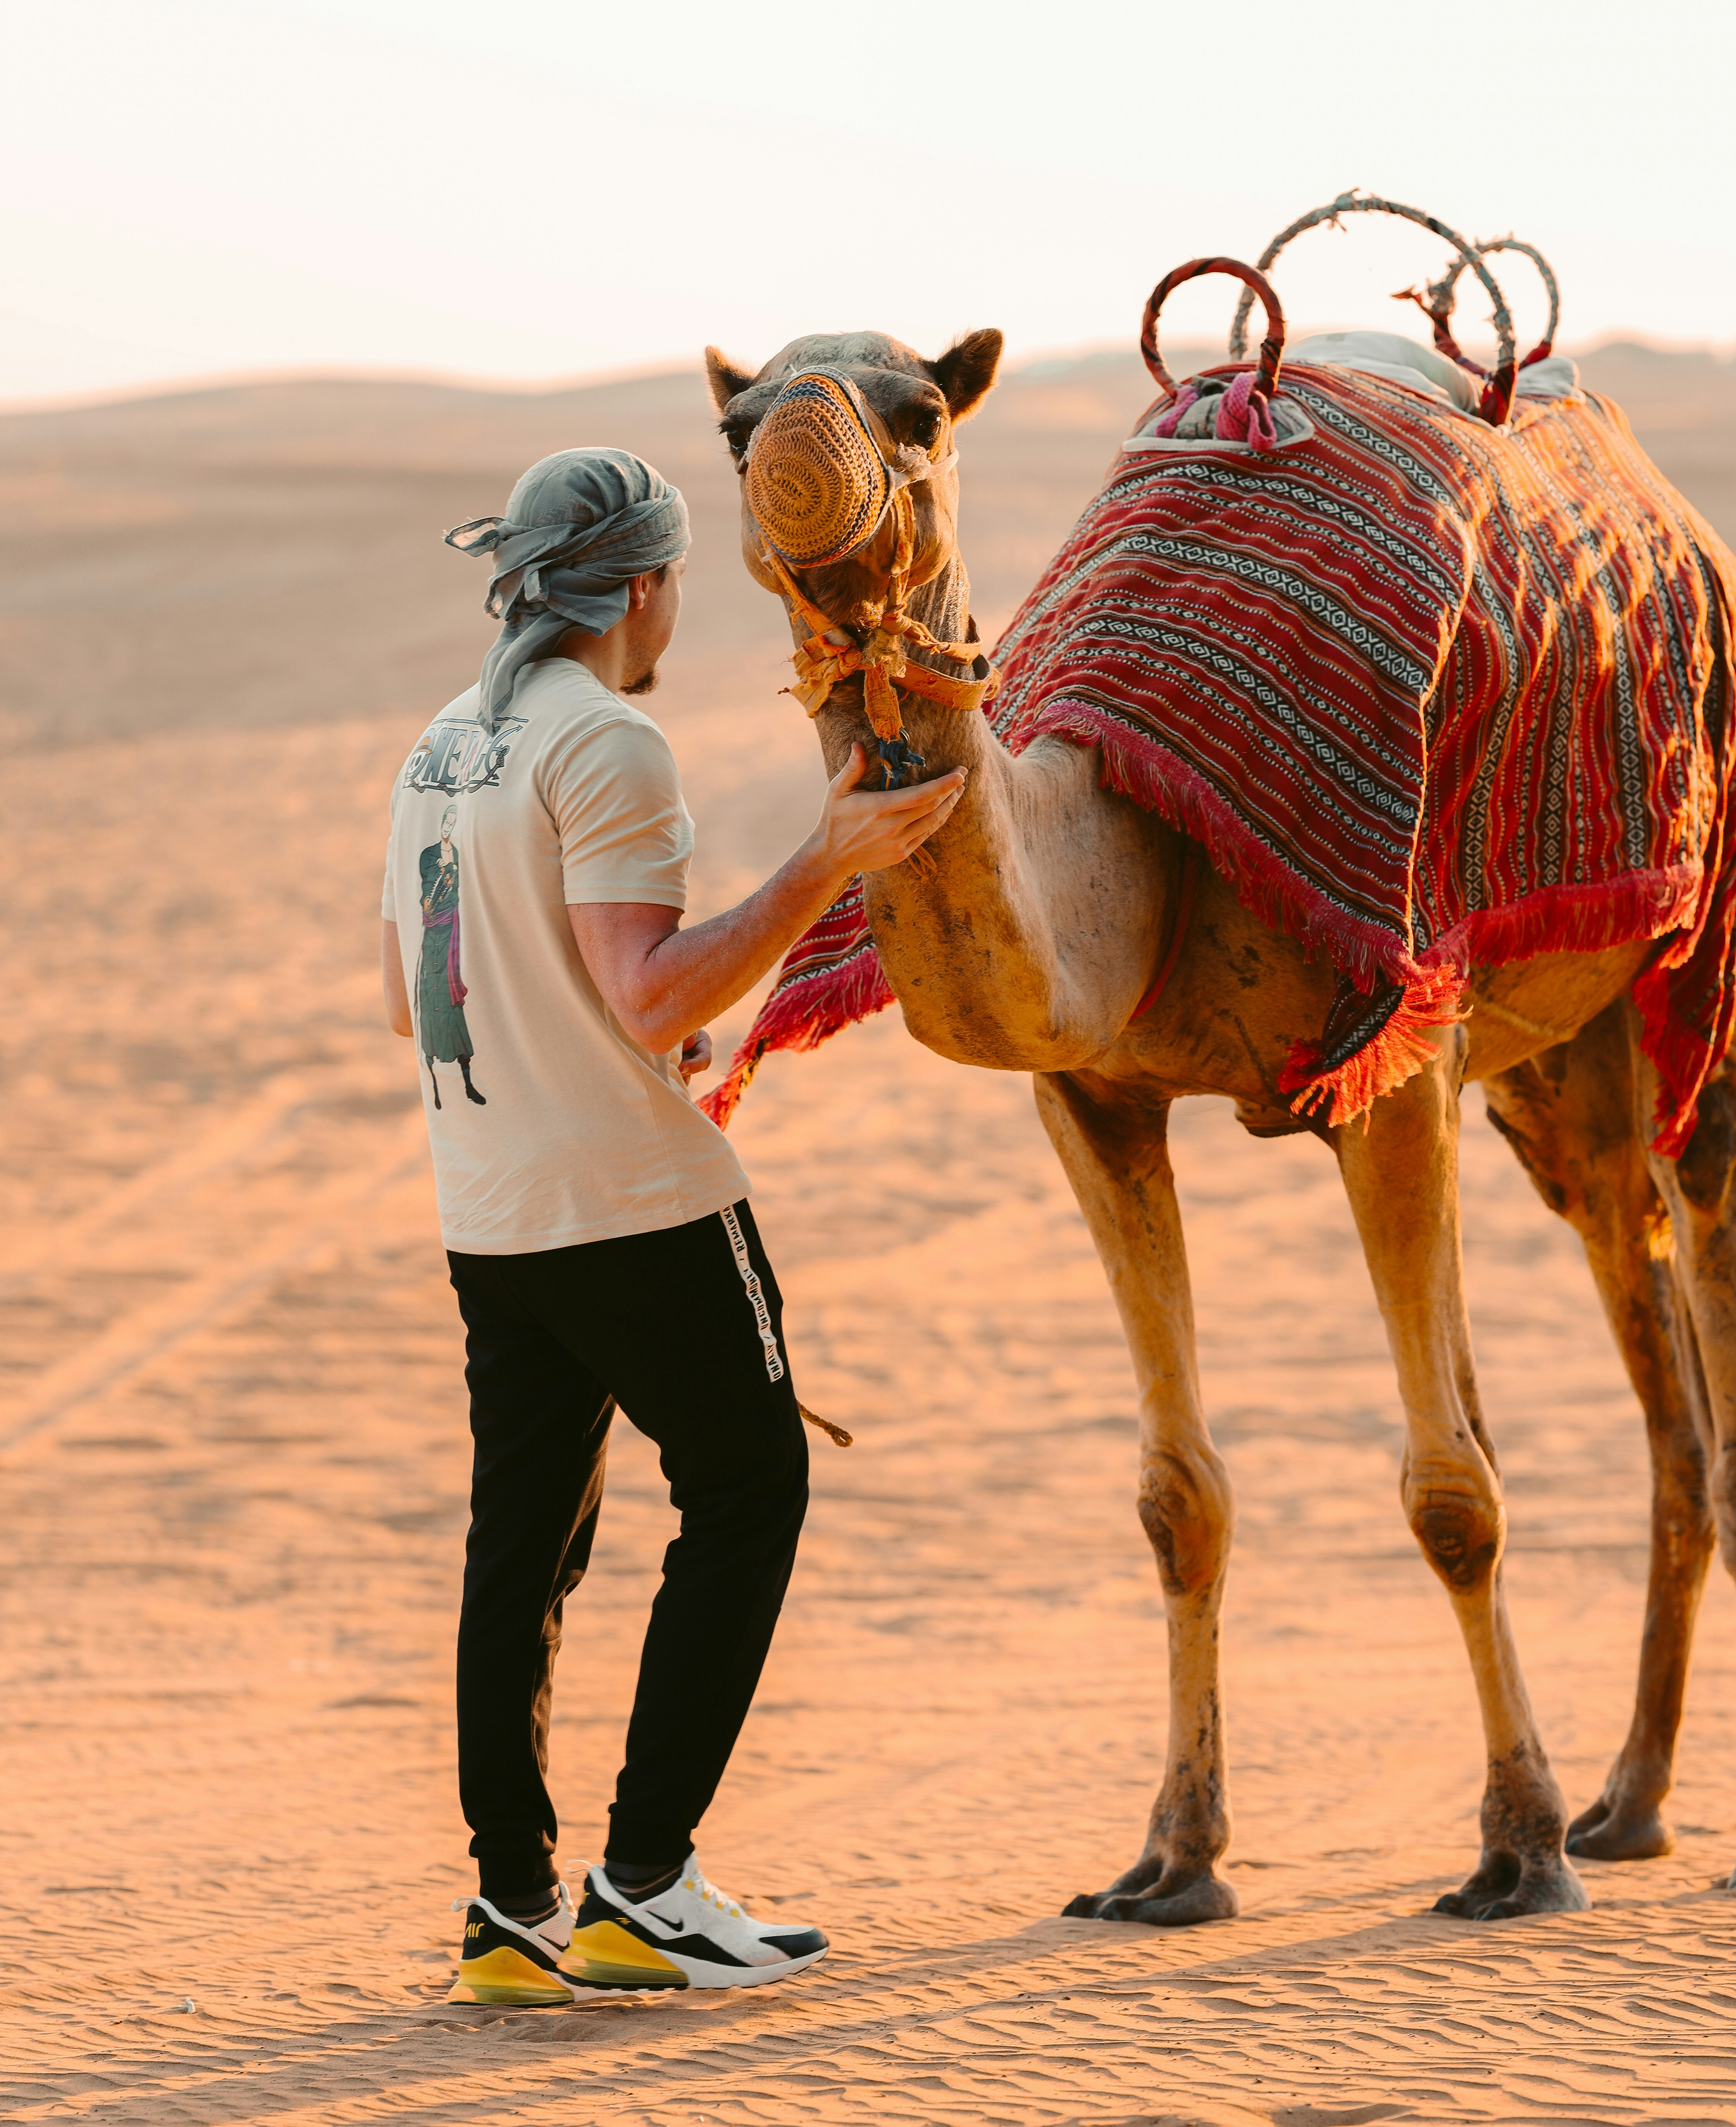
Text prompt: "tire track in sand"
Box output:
[[0, 1108, 428, 1456]]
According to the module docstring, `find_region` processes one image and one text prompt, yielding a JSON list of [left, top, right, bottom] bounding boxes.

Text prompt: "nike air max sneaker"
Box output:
[[560, 1854, 828, 1991], [447, 1881, 577, 2004]]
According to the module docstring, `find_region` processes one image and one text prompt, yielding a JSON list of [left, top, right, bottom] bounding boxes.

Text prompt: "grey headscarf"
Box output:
[[445, 447, 691, 730]]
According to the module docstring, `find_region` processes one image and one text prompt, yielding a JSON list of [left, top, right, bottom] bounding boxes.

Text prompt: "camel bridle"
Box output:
[[747, 378, 999, 789]]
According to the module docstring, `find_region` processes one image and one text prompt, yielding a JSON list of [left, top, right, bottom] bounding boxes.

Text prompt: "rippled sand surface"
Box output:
[[4, 345, 1736, 2122]]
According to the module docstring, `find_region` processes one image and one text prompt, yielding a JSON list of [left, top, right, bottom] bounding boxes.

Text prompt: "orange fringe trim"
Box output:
[[1277, 965, 1467, 1128]]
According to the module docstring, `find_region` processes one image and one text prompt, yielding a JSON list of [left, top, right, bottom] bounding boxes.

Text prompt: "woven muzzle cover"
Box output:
[[745, 369, 894, 569]]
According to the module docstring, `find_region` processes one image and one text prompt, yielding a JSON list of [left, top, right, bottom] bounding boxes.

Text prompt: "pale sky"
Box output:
[[2, 0, 1731, 405]]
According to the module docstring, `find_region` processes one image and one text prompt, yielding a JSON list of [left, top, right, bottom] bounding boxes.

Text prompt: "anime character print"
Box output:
[[418, 803, 485, 1109]]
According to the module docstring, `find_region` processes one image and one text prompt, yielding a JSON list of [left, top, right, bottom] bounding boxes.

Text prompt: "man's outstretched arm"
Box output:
[[570, 743, 964, 1058]]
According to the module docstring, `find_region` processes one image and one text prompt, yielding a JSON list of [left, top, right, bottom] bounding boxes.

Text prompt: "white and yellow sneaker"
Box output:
[[560, 1854, 828, 1992], [447, 1882, 577, 2005]]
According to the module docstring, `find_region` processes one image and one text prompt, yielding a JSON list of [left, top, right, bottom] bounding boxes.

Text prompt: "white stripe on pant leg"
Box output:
[[720, 1205, 786, 1383]]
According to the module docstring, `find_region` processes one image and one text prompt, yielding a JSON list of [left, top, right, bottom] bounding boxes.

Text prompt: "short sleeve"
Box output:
[[546, 715, 693, 908]]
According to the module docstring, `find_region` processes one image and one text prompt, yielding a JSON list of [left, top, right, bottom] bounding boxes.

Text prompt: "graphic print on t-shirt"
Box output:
[[417, 802, 486, 1112], [404, 715, 526, 796]]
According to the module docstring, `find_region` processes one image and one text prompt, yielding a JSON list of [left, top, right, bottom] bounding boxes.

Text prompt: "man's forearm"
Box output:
[[625, 844, 847, 1051], [381, 920, 413, 1037], [569, 741, 967, 1054]]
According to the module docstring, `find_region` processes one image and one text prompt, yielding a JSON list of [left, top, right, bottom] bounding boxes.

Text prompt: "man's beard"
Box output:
[[622, 662, 661, 698]]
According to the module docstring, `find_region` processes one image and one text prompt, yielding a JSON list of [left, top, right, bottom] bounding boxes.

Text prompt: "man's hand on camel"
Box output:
[[809, 742, 967, 878], [679, 1029, 713, 1081]]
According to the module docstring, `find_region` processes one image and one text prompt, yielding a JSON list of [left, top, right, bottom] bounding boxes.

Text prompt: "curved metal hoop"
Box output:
[[1143, 255, 1285, 399], [1412, 236, 1561, 371], [1229, 191, 1517, 424]]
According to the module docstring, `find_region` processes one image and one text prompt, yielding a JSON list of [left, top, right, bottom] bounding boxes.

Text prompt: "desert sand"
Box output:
[[4, 338, 1736, 2124]]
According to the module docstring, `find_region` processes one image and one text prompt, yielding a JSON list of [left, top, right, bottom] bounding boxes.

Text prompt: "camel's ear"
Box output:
[[930, 328, 1003, 422], [705, 345, 758, 414]]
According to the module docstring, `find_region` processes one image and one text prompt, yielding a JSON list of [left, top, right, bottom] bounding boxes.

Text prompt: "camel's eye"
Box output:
[[909, 408, 942, 450], [721, 421, 754, 464]]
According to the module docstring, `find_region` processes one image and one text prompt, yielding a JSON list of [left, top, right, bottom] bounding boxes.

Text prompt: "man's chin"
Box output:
[[622, 665, 661, 698]]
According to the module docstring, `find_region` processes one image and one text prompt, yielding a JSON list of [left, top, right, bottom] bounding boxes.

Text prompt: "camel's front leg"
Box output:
[[1336, 1042, 1588, 1920], [1035, 1071, 1238, 1927]]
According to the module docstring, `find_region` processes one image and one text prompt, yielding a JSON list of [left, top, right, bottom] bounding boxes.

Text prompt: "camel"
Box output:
[[701, 310, 1736, 1927]]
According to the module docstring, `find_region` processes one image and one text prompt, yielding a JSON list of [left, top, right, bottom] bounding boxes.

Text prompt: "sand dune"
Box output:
[[3, 341, 1736, 2122]]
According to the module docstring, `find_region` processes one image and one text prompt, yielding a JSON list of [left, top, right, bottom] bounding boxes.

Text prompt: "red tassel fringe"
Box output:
[[1030, 709, 1424, 989], [699, 950, 896, 1131], [699, 719, 1717, 1144], [1277, 964, 1467, 1127], [1034, 707, 1718, 1136], [1032, 709, 1707, 999], [1427, 865, 1703, 976]]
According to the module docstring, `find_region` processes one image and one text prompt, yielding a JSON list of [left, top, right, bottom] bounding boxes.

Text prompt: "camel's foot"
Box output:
[[1431, 1846, 1590, 1922], [1063, 1855, 1238, 1928], [1567, 1786, 1672, 1862]]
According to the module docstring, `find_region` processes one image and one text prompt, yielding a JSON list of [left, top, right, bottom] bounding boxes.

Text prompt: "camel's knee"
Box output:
[[1137, 1444, 1233, 1597], [1403, 1449, 1505, 1594]]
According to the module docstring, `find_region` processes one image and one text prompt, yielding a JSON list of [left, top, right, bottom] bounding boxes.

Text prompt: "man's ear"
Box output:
[[930, 328, 1003, 422], [705, 346, 758, 415]]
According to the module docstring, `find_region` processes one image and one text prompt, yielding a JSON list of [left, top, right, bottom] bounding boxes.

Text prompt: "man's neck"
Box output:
[[550, 626, 629, 695]]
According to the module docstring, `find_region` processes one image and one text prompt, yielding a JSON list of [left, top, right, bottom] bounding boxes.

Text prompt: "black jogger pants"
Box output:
[[447, 1200, 808, 1903]]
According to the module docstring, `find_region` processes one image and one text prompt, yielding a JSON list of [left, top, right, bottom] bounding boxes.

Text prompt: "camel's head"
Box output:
[[704, 329, 1002, 631]]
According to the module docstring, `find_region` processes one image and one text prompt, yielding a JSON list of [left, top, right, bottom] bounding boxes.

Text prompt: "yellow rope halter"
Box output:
[[761, 489, 998, 739]]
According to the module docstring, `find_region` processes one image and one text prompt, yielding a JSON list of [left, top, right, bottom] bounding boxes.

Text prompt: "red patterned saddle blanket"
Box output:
[[708, 364, 1736, 1152]]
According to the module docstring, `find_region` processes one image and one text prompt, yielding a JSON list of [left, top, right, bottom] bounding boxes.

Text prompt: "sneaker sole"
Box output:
[[561, 1918, 691, 1991], [447, 1945, 575, 2006]]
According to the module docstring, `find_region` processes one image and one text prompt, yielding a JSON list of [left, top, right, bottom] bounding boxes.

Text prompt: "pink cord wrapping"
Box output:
[[1215, 371, 1277, 449]]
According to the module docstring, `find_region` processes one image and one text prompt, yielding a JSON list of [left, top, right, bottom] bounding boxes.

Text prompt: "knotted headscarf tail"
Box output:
[[446, 447, 691, 731]]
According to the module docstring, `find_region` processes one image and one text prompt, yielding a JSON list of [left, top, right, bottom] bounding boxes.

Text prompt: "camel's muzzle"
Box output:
[[744, 367, 992, 775]]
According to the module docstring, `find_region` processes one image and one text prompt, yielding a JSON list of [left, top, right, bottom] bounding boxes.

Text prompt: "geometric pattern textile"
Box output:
[[708, 365, 1736, 1153], [702, 876, 892, 1130]]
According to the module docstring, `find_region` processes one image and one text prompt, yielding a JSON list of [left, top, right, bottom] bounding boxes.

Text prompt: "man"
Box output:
[[381, 447, 963, 2003]]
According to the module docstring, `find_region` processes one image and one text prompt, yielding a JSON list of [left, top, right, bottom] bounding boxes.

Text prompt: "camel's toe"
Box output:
[[1077, 1876, 1239, 1927], [1467, 1861, 1591, 1922], [1566, 1804, 1671, 1861]]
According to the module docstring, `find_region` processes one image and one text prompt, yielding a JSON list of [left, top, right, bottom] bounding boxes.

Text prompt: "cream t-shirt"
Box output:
[[382, 660, 749, 1253]]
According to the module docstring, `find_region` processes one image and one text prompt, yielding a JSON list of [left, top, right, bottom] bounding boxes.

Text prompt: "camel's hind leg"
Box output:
[[1634, 1021, 1736, 1877], [1034, 1071, 1238, 1927], [1336, 1037, 1588, 1920], [1483, 1000, 1715, 1861]]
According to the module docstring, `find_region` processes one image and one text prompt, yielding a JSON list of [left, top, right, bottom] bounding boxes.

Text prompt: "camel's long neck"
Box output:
[[808, 551, 1171, 1072]]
